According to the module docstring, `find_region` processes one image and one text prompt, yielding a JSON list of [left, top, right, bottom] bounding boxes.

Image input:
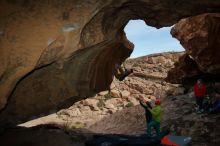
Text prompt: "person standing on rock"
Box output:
[[140, 99, 162, 139], [147, 99, 162, 139], [194, 79, 206, 113]]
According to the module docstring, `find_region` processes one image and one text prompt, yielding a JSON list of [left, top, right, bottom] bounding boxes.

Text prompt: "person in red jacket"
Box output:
[[194, 79, 206, 113]]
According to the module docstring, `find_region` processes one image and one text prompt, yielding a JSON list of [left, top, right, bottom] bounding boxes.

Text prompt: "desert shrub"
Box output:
[[125, 102, 134, 108], [70, 121, 86, 129], [97, 99, 105, 108], [104, 93, 113, 101]]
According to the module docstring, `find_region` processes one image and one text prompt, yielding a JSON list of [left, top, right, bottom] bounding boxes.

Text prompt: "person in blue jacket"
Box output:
[[209, 93, 220, 114]]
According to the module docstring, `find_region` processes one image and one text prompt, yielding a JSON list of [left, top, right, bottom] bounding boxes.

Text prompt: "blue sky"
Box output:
[[124, 20, 184, 58]]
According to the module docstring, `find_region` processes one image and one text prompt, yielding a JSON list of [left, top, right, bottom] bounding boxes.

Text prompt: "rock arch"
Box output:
[[0, 0, 220, 125]]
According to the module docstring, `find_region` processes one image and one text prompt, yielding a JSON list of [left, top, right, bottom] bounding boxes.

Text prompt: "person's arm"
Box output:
[[140, 101, 148, 109], [114, 64, 120, 77], [118, 66, 125, 74], [146, 101, 152, 109]]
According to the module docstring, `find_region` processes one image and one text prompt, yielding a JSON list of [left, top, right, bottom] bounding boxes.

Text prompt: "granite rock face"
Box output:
[[167, 13, 220, 84], [0, 0, 220, 125]]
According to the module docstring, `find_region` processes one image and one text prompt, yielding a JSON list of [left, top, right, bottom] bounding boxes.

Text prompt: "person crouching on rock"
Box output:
[[209, 92, 220, 114], [194, 79, 206, 113]]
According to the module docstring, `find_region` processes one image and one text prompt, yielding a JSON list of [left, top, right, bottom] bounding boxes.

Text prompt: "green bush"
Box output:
[[125, 102, 134, 108], [63, 121, 86, 130], [104, 93, 113, 101], [70, 121, 86, 129], [97, 99, 105, 108]]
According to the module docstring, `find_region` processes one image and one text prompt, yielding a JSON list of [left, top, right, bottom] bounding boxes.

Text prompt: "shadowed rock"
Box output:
[[167, 13, 220, 84], [0, 0, 220, 125]]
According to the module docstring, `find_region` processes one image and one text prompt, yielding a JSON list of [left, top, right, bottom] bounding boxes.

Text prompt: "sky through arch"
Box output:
[[124, 20, 184, 58]]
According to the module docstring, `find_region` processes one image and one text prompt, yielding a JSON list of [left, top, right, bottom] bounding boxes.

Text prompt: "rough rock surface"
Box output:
[[89, 94, 220, 146], [1, 0, 220, 125], [3, 95, 220, 146], [4, 52, 220, 146], [20, 52, 184, 128], [167, 13, 220, 84]]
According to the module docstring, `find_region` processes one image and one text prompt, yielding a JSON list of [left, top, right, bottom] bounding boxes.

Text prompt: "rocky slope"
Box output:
[[2, 94, 220, 146], [1, 0, 220, 125], [89, 93, 220, 146], [20, 52, 184, 128]]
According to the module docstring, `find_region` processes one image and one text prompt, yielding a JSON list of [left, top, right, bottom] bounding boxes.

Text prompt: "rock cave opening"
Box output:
[[1, 1, 220, 145], [123, 18, 220, 90], [16, 18, 188, 132], [124, 20, 184, 58]]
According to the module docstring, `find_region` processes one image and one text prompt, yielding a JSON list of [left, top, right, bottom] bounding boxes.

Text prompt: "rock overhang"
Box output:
[[0, 0, 220, 125], [167, 13, 220, 84]]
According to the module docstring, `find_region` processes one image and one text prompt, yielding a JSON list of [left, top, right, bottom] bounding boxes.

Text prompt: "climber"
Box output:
[[114, 63, 133, 81], [203, 96, 213, 112], [194, 79, 206, 113], [139, 99, 153, 123], [147, 99, 162, 139], [202, 82, 216, 112]]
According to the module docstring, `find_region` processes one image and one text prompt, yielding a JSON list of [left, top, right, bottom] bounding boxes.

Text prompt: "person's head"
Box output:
[[155, 99, 161, 105], [197, 79, 203, 85]]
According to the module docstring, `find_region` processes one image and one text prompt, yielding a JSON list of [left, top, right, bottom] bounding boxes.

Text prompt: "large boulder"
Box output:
[[167, 13, 220, 84]]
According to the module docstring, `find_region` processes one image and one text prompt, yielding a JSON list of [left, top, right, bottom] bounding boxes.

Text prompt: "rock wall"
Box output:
[[167, 13, 220, 84], [0, 0, 220, 125]]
